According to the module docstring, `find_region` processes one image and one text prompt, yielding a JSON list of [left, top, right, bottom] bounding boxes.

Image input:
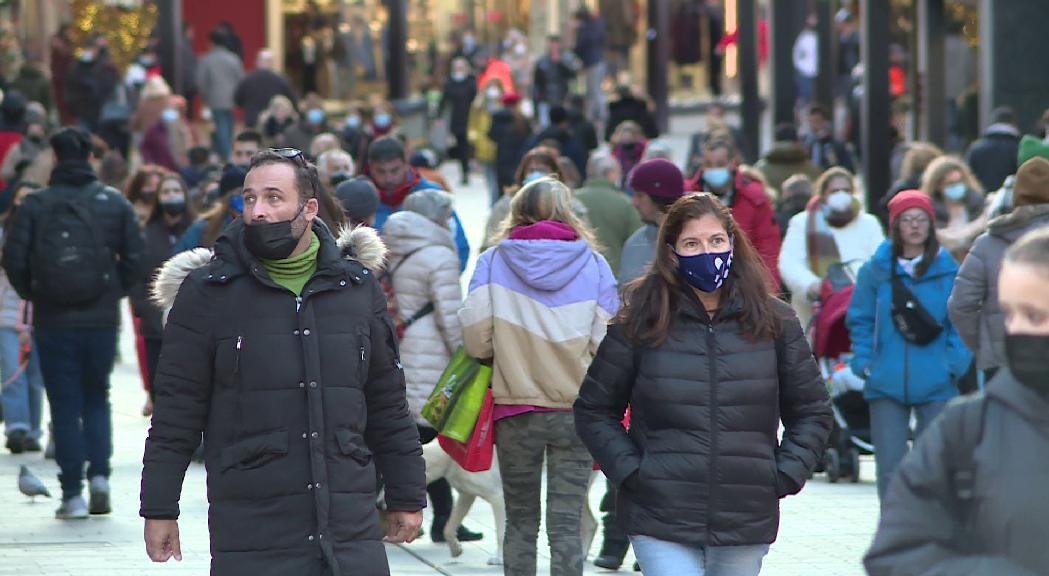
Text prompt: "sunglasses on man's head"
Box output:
[[271, 147, 307, 167]]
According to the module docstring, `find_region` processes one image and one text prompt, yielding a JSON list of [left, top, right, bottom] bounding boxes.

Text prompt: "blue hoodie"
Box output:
[[847, 240, 972, 405]]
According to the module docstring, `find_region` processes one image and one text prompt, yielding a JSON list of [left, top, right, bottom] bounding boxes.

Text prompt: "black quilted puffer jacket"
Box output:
[[574, 294, 831, 546]]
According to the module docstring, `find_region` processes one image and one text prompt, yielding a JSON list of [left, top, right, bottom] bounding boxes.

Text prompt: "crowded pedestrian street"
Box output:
[[2, 1, 1049, 575], [1, 156, 879, 576]]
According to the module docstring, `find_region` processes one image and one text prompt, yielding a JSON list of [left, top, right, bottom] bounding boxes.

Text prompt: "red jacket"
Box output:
[[687, 169, 781, 290], [0, 131, 22, 191]]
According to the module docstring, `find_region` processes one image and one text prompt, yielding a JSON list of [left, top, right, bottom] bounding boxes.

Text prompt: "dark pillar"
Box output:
[[980, 0, 1049, 133], [737, 0, 760, 163], [646, 0, 670, 134], [918, 0, 946, 146], [769, 0, 799, 128], [815, 0, 835, 116], [862, 0, 892, 221], [157, 0, 183, 96], [386, 0, 409, 100]]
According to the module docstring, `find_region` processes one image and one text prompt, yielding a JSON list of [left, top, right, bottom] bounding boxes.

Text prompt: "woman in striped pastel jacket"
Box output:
[[459, 176, 619, 576]]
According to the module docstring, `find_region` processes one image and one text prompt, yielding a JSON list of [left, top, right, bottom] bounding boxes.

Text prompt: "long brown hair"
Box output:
[[891, 209, 941, 278], [513, 146, 563, 186], [150, 173, 197, 233], [616, 193, 781, 346], [125, 165, 169, 204]]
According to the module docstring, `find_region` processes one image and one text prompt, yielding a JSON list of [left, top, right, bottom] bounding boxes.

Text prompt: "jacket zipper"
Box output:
[[234, 336, 242, 373], [705, 321, 718, 543], [357, 327, 367, 382]]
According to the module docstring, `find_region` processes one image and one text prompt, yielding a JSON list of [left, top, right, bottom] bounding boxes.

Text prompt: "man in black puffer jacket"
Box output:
[[140, 150, 425, 576], [2, 127, 144, 519]]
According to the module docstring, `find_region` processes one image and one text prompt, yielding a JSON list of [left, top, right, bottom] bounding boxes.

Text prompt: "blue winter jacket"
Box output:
[[373, 174, 471, 272], [847, 241, 972, 405]]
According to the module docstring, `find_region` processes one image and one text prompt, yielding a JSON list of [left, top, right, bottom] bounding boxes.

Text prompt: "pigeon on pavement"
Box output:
[[18, 465, 51, 501]]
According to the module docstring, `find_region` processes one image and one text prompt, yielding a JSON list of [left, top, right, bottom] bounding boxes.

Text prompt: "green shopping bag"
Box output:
[[421, 347, 492, 442]]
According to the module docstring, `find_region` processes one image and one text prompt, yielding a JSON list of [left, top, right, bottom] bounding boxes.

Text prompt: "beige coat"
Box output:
[[381, 211, 463, 425]]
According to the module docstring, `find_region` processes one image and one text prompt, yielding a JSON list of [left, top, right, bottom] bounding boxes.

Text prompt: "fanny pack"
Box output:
[[890, 262, 943, 346]]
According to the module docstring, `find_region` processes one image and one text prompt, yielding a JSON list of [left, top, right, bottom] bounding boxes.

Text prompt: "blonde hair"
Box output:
[[921, 155, 983, 200], [266, 94, 297, 119], [899, 142, 943, 181], [492, 177, 599, 249], [815, 167, 858, 198]]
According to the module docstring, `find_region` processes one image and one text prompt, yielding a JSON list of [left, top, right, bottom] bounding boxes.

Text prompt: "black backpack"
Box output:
[[944, 394, 989, 552], [30, 183, 114, 305]]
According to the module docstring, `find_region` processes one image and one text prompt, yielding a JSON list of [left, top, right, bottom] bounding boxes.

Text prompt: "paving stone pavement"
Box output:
[[0, 119, 880, 574]]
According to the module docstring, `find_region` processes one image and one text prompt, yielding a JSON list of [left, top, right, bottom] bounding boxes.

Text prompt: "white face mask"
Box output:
[[486, 87, 501, 100], [514, 43, 527, 56], [826, 189, 854, 212]]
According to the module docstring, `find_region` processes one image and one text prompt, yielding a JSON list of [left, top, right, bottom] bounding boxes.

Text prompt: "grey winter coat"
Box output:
[[140, 222, 425, 576], [196, 46, 244, 111], [381, 211, 463, 425], [949, 204, 1049, 369], [865, 371, 1049, 576]]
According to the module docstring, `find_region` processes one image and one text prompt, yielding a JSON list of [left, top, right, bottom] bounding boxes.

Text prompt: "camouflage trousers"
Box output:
[[495, 411, 593, 576]]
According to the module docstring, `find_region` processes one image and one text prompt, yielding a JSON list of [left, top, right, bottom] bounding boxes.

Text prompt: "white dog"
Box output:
[[422, 442, 598, 566]]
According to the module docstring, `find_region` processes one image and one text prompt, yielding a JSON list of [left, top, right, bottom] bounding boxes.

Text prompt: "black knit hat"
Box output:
[[50, 127, 93, 162], [219, 163, 247, 195], [335, 177, 380, 222]]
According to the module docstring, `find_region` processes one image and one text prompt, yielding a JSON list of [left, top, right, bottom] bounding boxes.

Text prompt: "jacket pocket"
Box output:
[[335, 428, 373, 466], [213, 334, 243, 388], [219, 429, 288, 472]]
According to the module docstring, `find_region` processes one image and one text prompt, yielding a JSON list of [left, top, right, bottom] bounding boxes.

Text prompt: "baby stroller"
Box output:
[[810, 261, 873, 483]]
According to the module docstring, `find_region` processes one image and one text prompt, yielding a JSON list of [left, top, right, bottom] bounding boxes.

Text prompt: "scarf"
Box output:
[[805, 195, 846, 280], [376, 167, 423, 211], [509, 220, 579, 241], [260, 232, 320, 296]]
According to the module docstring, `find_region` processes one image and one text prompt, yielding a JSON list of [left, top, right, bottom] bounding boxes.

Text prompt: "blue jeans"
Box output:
[[212, 109, 234, 161], [0, 327, 44, 439], [630, 535, 769, 576], [869, 397, 947, 500], [35, 329, 117, 500]]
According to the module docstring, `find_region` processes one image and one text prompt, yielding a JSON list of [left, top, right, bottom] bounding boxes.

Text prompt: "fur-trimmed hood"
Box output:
[[150, 224, 387, 311]]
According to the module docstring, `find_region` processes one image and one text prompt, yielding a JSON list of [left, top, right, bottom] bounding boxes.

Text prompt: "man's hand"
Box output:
[[144, 519, 182, 562], [382, 511, 423, 544]]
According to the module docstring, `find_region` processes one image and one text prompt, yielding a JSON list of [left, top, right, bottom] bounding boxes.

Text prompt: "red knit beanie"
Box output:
[[888, 189, 935, 227]]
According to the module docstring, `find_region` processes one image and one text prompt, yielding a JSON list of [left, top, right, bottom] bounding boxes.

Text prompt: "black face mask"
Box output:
[[160, 199, 186, 217], [243, 204, 307, 260], [1005, 334, 1049, 395], [140, 191, 157, 204], [331, 172, 352, 187]]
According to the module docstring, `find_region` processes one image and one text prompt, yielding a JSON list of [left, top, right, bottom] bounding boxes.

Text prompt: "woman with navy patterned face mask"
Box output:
[[575, 193, 831, 576]]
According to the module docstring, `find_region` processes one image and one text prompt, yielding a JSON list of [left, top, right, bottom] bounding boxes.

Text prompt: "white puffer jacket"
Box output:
[[382, 211, 463, 425]]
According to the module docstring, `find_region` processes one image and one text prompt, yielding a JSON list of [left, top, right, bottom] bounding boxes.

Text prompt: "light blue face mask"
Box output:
[[703, 167, 732, 189], [307, 108, 326, 125], [523, 171, 546, 184], [374, 113, 392, 128], [943, 182, 967, 202], [345, 115, 361, 129]]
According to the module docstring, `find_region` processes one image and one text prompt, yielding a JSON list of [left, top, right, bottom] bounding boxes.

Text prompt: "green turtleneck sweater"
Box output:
[[261, 233, 320, 296]]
